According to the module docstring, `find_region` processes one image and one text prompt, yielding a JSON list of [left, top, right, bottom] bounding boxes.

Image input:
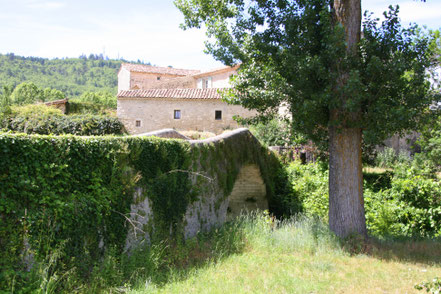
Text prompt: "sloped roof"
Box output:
[[118, 88, 224, 99], [192, 64, 240, 78], [120, 63, 200, 76]]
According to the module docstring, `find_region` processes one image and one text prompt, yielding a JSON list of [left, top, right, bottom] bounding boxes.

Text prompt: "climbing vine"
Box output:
[[0, 129, 297, 291]]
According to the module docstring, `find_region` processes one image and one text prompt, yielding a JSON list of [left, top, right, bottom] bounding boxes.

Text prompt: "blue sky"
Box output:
[[0, 0, 440, 70]]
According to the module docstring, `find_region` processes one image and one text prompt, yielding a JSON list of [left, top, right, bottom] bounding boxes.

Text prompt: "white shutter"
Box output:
[[208, 77, 212, 88], [197, 78, 203, 89]]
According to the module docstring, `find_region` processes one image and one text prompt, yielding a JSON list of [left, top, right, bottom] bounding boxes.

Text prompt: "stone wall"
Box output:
[[130, 72, 185, 90], [152, 76, 196, 89], [117, 97, 256, 134], [125, 128, 276, 249]]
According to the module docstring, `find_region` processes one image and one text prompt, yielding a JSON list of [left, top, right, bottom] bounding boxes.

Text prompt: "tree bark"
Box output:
[[329, 123, 367, 237], [328, 0, 367, 238]]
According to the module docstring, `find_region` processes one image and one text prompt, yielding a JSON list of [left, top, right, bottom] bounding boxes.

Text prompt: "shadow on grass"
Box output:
[[342, 234, 441, 266], [118, 219, 249, 291]]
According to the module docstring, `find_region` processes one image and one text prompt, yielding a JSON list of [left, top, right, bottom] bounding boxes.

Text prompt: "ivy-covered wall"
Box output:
[[125, 128, 294, 247], [0, 129, 294, 289]]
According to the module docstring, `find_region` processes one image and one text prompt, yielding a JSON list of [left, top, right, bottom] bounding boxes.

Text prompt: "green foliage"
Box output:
[[0, 133, 201, 292], [7, 81, 66, 106], [417, 111, 441, 169], [190, 130, 299, 218], [368, 164, 441, 238], [176, 1, 434, 147], [0, 53, 150, 98], [0, 130, 294, 292], [248, 118, 307, 147], [0, 84, 13, 116], [77, 90, 117, 109], [375, 147, 411, 168], [0, 134, 135, 292], [0, 104, 124, 135], [286, 161, 329, 220], [287, 160, 441, 238], [129, 138, 194, 241], [42, 87, 65, 102], [10, 81, 43, 105], [67, 100, 114, 115], [415, 277, 441, 293]]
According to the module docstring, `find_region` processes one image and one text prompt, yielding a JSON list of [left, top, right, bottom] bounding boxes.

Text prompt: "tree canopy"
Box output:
[[176, 0, 436, 237], [176, 0, 433, 146], [0, 53, 151, 98]]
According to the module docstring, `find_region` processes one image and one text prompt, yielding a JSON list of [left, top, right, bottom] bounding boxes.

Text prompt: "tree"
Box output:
[[42, 87, 65, 102], [175, 0, 433, 237], [0, 84, 13, 115], [10, 82, 43, 105]]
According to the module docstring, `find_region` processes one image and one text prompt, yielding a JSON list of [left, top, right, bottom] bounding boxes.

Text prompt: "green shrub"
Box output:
[[67, 100, 112, 115], [0, 133, 196, 292], [249, 119, 306, 147], [286, 161, 329, 219], [77, 91, 117, 109], [287, 159, 441, 238], [0, 130, 294, 292], [375, 147, 411, 168], [0, 104, 125, 135]]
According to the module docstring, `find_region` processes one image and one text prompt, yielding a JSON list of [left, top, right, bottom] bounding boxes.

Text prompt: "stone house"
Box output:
[[117, 63, 256, 134]]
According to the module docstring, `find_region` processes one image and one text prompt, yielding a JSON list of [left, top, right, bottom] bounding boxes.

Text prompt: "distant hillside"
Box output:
[[0, 53, 150, 98]]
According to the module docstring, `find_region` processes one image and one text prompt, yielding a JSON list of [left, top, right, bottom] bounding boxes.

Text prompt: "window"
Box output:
[[135, 120, 141, 127], [174, 110, 181, 119], [157, 76, 161, 80], [215, 110, 222, 120], [199, 77, 212, 89]]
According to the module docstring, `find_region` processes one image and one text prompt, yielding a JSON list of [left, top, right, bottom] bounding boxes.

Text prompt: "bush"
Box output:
[[0, 104, 125, 135], [0, 133, 196, 292], [249, 119, 306, 147], [286, 161, 329, 219], [67, 100, 112, 115], [375, 147, 411, 168], [288, 159, 441, 238], [77, 90, 117, 109]]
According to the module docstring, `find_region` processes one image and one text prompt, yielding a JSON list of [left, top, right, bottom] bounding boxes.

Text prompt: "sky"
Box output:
[[0, 0, 440, 71]]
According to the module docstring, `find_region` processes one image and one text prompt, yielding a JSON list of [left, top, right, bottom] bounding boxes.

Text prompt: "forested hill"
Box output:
[[0, 53, 150, 98]]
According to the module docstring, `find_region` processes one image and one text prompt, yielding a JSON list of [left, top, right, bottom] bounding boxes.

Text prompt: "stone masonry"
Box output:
[[117, 63, 254, 134]]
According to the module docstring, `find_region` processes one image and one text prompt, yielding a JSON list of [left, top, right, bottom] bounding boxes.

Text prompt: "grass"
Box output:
[[124, 213, 441, 294], [16, 212, 440, 293]]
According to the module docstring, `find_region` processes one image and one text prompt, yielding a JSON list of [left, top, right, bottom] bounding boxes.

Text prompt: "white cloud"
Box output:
[[363, 0, 441, 29], [25, 0, 65, 10]]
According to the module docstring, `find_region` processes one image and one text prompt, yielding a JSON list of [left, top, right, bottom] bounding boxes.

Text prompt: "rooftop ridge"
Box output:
[[118, 88, 226, 99], [120, 63, 200, 76]]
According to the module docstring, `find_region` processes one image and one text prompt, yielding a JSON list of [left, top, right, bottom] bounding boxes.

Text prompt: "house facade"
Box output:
[[117, 63, 255, 134]]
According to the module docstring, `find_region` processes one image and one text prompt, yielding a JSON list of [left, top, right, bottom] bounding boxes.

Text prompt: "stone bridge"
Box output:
[[126, 128, 285, 248]]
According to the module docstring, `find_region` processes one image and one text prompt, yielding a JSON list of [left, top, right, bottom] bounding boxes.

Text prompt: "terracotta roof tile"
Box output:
[[120, 63, 200, 76], [118, 88, 224, 99]]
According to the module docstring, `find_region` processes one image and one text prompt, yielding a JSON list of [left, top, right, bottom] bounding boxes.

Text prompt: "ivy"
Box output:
[[0, 130, 297, 291]]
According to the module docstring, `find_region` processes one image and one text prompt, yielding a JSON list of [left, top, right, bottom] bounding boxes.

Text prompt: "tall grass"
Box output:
[[128, 212, 441, 294], [14, 212, 441, 293]]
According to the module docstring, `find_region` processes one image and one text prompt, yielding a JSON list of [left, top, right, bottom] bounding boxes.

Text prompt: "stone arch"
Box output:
[[226, 163, 268, 220]]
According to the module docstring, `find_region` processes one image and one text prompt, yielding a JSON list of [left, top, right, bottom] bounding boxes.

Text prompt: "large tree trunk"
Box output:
[[328, 0, 367, 238], [329, 124, 367, 237]]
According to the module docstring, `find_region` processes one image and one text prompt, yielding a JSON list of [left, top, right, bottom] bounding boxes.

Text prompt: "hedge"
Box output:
[[0, 104, 125, 135], [0, 133, 193, 290], [0, 130, 295, 291]]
